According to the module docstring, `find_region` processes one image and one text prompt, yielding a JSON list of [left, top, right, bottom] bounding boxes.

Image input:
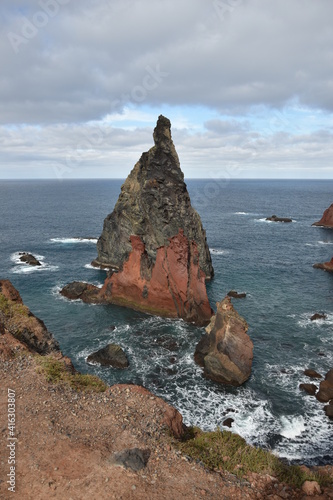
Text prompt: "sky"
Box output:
[[0, 0, 333, 180]]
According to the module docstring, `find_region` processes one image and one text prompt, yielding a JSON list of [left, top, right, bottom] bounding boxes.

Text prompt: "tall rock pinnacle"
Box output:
[[93, 115, 214, 280]]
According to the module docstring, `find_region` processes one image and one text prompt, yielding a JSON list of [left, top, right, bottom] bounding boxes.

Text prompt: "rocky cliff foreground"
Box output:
[[1, 282, 333, 499], [63, 116, 214, 325], [313, 204, 333, 228], [93, 115, 214, 281]]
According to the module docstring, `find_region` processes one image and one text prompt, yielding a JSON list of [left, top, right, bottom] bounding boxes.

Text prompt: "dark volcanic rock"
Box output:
[[227, 290, 246, 299], [304, 369, 322, 379], [312, 203, 333, 227], [93, 115, 214, 280], [0, 280, 59, 354], [310, 313, 327, 321], [223, 418, 234, 428], [299, 383, 318, 396], [87, 343, 129, 368], [60, 281, 100, 302], [266, 215, 292, 223], [194, 296, 253, 386], [108, 448, 151, 471], [19, 252, 41, 266]]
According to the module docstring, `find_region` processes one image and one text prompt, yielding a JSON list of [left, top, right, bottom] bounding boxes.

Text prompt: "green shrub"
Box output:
[[37, 356, 107, 393], [177, 427, 332, 489]]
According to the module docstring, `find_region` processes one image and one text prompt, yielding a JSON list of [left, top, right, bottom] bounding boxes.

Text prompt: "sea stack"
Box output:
[[63, 116, 214, 325], [92, 115, 214, 281], [312, 203, 333, 227], [194, 296, 253, 386]]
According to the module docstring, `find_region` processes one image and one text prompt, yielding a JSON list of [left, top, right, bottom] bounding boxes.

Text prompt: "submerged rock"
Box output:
[[310, 313, 327, 321], [19, 252, 41, 266], [312, 203, 333, 227], [266, 215, 292, 223], [92, 115, 214, 280], [299, 383, 318, 396], [194, 296, 253, 386], [87, 343, 129, 368], [227, 290, 246, 299], [60, 281, 101, 302], [304, 369, 322, 379]]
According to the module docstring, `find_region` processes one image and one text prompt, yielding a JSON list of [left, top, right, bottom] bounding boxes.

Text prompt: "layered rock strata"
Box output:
[[312, 203, 333, 227], [63, 116, 214, 324], [92, 115, 214, 281], [62, 230, 213, 325], [0, 279, 59, 354], [194, 296, 253, 386]]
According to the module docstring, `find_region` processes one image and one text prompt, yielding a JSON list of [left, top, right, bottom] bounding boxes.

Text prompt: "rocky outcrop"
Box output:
[[227, 290, 246, 299], [60, 281, 101, 302], [194, 296, 253, 386], [62, 230, 213, 325], [63, 116, 214, 325], [312, 203, 333, 227], [92, 115, 214, 281], [310, 313, 326, 321], [313, 257, 333, 273], [0, 279, 59, 354], [316, 369, 333, 403], [19, 252, 41, 266], [87, 343, 129, 368], [266, 215, 292, 223]]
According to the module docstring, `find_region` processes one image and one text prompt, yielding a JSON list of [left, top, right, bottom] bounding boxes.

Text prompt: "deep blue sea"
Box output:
[[1, 179, 332, 465]]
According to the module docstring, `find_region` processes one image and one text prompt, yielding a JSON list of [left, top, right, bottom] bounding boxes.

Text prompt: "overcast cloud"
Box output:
[[0, 0, 332, 178]]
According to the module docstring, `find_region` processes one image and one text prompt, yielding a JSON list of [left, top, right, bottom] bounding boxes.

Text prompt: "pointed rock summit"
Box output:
[[62, 116, 214, 325], [93, 115, 214, 280]]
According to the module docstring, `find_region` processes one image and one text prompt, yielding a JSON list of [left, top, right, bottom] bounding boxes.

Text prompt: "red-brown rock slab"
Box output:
[[313, 203, 333, 227]]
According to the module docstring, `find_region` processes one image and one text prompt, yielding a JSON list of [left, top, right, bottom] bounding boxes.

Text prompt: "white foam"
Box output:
[[50, 237, 98, 244], [318, 240, 333, 245], [10, 252, 59, 274], [235, 212, 248, 215], [296, 312, 333, 328], [210, 248, 229, 255], [280, 415, 306, 439], [84, 263, 96, 269]]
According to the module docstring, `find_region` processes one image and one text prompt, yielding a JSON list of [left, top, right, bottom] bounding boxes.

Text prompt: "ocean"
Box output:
[[1, 178, 332, 465]]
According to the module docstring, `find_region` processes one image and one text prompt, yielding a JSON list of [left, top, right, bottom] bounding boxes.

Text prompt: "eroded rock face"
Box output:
[[194, 296, 253, 386], [93, 115, 214, 280], [312, 203, 333, 227], [0, 279, 59, 355], [62, 230, 213, 325], [100, 229, 213, 325]]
